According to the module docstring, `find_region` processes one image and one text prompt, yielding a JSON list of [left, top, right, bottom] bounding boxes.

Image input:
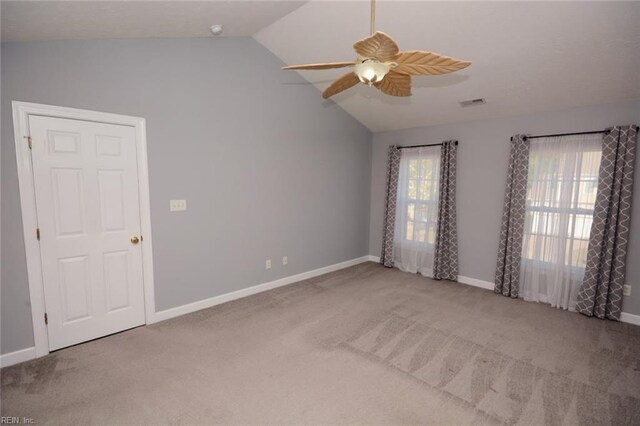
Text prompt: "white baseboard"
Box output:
[[455, 276, 640, 326], [0, 346, 36, 368], [151, 255, 374, 323], [457, 275, 494, 291], [157, 253, 637, 328], [366, 253, 494, 291], [4, 256, 639, 367], [369, 260, 640, 326], [1, 256, 375, 367], [620, 312, 640, 326]]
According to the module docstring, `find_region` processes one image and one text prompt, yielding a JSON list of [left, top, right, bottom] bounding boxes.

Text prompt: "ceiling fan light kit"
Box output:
[[282, 0, 471, 99], [354, 59, 390, 85]]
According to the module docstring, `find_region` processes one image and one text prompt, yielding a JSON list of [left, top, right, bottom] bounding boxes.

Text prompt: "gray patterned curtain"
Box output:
[[380, 145, 401, 267], [433, 141, 459, 281], [575, 125, 638, 320], [495, 135, 530, 297]]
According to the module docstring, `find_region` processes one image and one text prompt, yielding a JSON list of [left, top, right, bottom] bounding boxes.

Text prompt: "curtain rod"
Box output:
[[510, 126, 640, 141], [398, 141, 458, 149]]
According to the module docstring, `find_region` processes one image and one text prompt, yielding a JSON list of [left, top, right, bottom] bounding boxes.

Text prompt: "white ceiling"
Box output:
[[0, 1, 305, 41], [256, 1, 640, 131], [2, 1, 639, 132]]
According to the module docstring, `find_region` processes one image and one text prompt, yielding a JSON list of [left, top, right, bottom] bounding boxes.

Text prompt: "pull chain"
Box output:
[[370, 0, 376, 35]]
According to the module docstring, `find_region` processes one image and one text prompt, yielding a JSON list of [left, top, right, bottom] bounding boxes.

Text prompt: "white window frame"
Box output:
[[521, 141, 601, 272], [397, 152, 440, 247]]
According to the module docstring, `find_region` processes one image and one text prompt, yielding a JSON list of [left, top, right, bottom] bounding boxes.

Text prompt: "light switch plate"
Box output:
[[266, 259, 272, 270], [170, 199, 187, 211], [282, 256, 288, 265], [623, 284, 631, 296]]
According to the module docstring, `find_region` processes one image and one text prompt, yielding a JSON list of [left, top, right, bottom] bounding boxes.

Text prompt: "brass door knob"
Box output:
[[131, 236, 140, 244]]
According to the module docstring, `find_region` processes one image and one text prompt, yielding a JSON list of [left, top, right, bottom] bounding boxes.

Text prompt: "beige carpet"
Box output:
[[2, 262, 639, 425]]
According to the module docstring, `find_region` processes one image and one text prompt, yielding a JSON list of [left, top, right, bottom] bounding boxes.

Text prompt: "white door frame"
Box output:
[[12, 101, 156, 358]]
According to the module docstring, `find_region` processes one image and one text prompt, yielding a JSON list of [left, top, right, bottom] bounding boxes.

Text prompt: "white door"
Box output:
[[29, 115, 146, 351]]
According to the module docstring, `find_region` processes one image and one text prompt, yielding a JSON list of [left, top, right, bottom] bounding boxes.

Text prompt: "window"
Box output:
[[402, 156, 440, 244], [520, 133, 602, 310], [522, 138, 601, 268], [393, 146, 441, 275]]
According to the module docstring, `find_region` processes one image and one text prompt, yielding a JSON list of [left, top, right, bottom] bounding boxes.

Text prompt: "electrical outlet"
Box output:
[[282, 256, 288, 265], [169, 199, 187, 211], [265, 259, 271, 270], [623, 284, 631, 296]]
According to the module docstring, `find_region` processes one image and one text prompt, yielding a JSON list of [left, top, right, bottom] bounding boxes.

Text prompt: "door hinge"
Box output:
[[36, 228, 40, 240], [44, 313, 48, 325], [27, 136, 32, 149]]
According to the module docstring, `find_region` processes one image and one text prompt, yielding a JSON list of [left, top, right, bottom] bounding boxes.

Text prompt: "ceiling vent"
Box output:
[[459, 98, 486, 107]]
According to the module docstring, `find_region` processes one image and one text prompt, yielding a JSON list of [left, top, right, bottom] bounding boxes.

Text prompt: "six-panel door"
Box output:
[[29, 115, 146, 351]]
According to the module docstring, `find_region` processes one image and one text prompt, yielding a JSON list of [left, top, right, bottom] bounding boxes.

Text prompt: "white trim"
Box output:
[[454, 275, 640, 325], [455, 275, 640, 326], [367, 254, 495, 291], [133, 117, 157, 324], [457, 275, 494, 291], [153, 255, 373, 323], [620, 312, 640, 326], [0, 347, 37, 368], [364, 260, 640, 326], [3, 256, 639, 366], [11, 101, 156, 357], [1, 255, 372, 365]]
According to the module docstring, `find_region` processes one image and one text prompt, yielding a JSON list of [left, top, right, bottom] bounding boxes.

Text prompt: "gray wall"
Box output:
[[1, 38, 372, 355], [370, 100, 640, 315]]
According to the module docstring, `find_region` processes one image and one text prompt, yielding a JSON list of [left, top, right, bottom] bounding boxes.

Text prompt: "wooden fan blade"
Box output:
[[353, 31, 399, 62], [282, 62, 356, 70], [393, 50, 471, 76], [322, 72, 360, 99], [374, 71, 412, 97]]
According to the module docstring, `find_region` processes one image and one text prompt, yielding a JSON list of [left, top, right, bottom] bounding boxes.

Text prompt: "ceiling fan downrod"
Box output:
[[370, 0, 376, 35]]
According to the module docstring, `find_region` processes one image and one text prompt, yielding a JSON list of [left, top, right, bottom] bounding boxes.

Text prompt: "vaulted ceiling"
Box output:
[[3, 1, 639, 132], [256, 1, 640, 131]]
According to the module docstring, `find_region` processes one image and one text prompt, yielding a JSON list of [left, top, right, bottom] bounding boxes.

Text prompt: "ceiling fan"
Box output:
[[282, 0, 471, 99]]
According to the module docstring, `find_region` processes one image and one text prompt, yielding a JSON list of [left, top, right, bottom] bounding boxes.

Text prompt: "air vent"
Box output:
[[459, 98, 486, 107]]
